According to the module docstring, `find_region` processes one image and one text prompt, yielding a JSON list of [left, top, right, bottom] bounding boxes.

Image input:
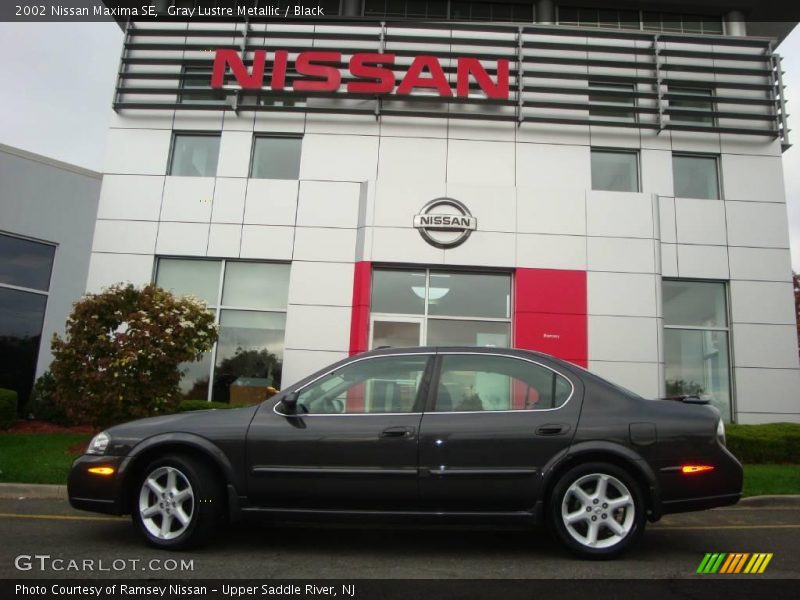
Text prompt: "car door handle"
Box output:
[[380, 426, 415, 439], [536, 424, 570, 436]]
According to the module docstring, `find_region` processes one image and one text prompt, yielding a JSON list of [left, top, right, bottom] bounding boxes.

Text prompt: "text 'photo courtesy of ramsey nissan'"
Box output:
[[1, 1, 799, 599]]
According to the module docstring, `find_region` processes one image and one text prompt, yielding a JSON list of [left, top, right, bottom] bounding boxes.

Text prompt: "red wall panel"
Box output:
[[514, 268, 587, 367], [349, 261, 372, 355]]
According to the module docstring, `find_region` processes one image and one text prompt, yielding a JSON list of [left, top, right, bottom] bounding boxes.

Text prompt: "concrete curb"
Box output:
[[0, 483, 67, 499], [737, 494, 800, 507], [0, 483, 798, 506]]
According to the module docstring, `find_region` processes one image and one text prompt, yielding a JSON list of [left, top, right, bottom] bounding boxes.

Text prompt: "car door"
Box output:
[[245, 352, 433, 510], [418, 351, 583, 511]]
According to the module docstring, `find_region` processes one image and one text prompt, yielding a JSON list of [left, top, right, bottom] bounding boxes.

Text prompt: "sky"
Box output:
[[1, 20, 799, 271]]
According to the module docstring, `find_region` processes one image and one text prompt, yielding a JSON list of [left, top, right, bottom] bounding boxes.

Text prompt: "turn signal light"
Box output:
[[87, 467, 115, 476], [681, 465, 715, 475]]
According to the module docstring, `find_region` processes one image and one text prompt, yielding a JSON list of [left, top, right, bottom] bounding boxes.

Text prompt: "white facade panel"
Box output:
[[377, 137, 447, 183], [587, 238, 655, 273], [674, 198, 727, 246], [732, 324, 800, 369], [97, 175, 164, 221], [516, 234, 586, 271], [516, 187, 586, 236], [586, 191, 653, 239], [515, 143, 590, 192], [104, 129, 171, 176], [296, 181, 361, 229], [288, 261, 355, 308], [160, 177, 215, 223], [86, 252, 154, 293], [155, 222, 209, 256], [299, 134, 379, 182], [588, 316, 659, 363], [730, 281, 796, 325], [721, 154, 786, 203], [211, 178, 247, 224], [728, 247, 793, 282], [216, 131, 253, 178], [284, 305, 352, 352], [726, 201, 791, 248], [447, 139, 515, 186], [588, 272, 658, 317], [239, 225, 295, 260], [206, 224, 241, 258], [676, 245, 730, 279], [243, 179, 299, 226], [292, 227, 357, 263], [588, 361, 661, 399], [93, 220, 158, 255], [373, 182, 447, 228], [734, 367, 800, 422]]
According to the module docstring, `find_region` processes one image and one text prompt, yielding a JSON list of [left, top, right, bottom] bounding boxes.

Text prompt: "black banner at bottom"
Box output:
[[4, 579, 800, 600]]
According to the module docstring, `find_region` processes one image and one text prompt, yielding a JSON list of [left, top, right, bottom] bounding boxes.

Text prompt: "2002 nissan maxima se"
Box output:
[[68, 347, 742, 558]]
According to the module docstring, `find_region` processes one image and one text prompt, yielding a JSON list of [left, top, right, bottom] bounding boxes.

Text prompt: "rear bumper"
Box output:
[[661, 491, 741, 515], [67, 455, 127, 516]]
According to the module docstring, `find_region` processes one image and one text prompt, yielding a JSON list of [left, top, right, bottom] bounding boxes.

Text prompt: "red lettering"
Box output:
[[456, 57, 509, 99], [347, 53, 396, 94], [271, 50, 288, 91], [294, 51, 342, 92], [396, 55, 452, 97], [211, 49, 265, 90]]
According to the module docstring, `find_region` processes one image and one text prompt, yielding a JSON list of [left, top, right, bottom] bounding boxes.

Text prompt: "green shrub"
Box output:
[[0, 388, 18, 430], [50, 283, 218, 427], [177, 400, 233, 413], [27, 372, 70, 425], [726, 423, 800, 464]]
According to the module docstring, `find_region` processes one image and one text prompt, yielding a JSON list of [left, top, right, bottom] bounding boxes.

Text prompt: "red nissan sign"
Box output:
[[210, 49, 510, 99]]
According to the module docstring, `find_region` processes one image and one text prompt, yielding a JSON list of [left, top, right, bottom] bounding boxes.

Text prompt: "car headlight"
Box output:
[[716, 419, 726, 446], [86, 431, 110, 455]]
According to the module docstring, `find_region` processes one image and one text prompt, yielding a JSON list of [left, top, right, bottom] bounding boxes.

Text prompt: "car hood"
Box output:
[[102, 405, 260, 456]]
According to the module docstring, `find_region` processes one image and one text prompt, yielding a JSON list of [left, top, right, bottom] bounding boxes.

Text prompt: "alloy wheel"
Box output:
[[138, 466, 195, 540], [560, 472, 636, 549]]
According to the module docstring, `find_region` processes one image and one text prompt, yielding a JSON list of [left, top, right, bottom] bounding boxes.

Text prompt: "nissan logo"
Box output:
[[412, 198, 477, 249]]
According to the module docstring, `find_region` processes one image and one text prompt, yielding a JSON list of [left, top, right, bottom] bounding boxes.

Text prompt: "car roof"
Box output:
[[358, 345, 558, 362]]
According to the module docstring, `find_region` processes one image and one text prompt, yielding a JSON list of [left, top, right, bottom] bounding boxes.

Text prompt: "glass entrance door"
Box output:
[[370, 317, 424, 349]]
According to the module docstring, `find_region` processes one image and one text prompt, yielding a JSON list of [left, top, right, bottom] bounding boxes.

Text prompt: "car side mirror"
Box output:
[[280, 391, 299, 414]]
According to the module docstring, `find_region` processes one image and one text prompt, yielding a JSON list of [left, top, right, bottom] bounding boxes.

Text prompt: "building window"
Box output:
[[250, 136, 302, 179], [672, 154, 719, 199], [168, 133, 221, 177], [363, 0, 534, 22], [558, 6, 723, 34], [588, 82, 636, 122], [668, 87, 714, 125], [0, 233, 55, 410], [179, 66, 225, 104], [155, 258, 290, 403], [370, 269, 512, 349], [663, 280, 732, 422], [590, 149, 639, 192], [435, 354, 572, 412]]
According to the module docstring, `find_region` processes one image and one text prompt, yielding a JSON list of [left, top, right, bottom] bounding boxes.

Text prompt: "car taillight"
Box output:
[[681, 465, 715, 474]]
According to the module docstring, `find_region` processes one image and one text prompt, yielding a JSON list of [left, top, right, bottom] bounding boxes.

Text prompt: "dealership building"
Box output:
[[80, 0, 800, 423]]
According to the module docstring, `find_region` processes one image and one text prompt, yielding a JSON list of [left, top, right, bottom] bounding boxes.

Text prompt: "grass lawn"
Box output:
[[0, 433, 798, 496], [0, 433, 90, 485], [742, 464, 800, 497]]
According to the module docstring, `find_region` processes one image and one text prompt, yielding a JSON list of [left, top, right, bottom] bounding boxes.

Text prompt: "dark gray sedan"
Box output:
[[68, 347, 742, 558]]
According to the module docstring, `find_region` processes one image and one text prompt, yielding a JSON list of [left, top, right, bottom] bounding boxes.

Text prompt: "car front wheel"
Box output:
[[549, 462, 645, 559], [133, 454, 223, 549]]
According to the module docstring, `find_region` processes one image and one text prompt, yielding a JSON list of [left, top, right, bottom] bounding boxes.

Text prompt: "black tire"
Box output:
[[132, 453, 224, 550], [549, 462, 646, 559]]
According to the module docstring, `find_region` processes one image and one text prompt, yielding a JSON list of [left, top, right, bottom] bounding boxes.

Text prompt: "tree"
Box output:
[[795, 272, 800, 359], [50, 283, 218, 427]]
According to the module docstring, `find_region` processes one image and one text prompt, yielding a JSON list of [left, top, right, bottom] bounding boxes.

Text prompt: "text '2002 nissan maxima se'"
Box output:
[[68, 347, 742, 558]]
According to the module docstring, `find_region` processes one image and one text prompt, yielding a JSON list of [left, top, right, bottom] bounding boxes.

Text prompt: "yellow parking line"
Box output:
[[0, 512, 124, 522], [657, 524, 800, 530]]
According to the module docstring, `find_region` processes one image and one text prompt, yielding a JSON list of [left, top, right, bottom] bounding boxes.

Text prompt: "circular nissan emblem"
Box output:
[[412, 197, 478, 249]]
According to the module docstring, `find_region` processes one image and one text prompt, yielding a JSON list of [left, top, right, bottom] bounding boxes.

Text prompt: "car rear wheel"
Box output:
[[132, 454, 223, 550], [549, 462, 645, 559]]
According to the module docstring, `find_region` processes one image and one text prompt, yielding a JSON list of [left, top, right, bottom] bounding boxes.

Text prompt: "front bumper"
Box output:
[[67, 455, 128, 515]]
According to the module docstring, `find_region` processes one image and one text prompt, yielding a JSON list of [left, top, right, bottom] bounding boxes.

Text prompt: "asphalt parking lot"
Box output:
[[0, 494, 798, 580]]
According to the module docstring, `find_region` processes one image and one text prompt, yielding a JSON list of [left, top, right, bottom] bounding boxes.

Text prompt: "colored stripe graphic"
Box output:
[[699, 553, 773, 574]]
